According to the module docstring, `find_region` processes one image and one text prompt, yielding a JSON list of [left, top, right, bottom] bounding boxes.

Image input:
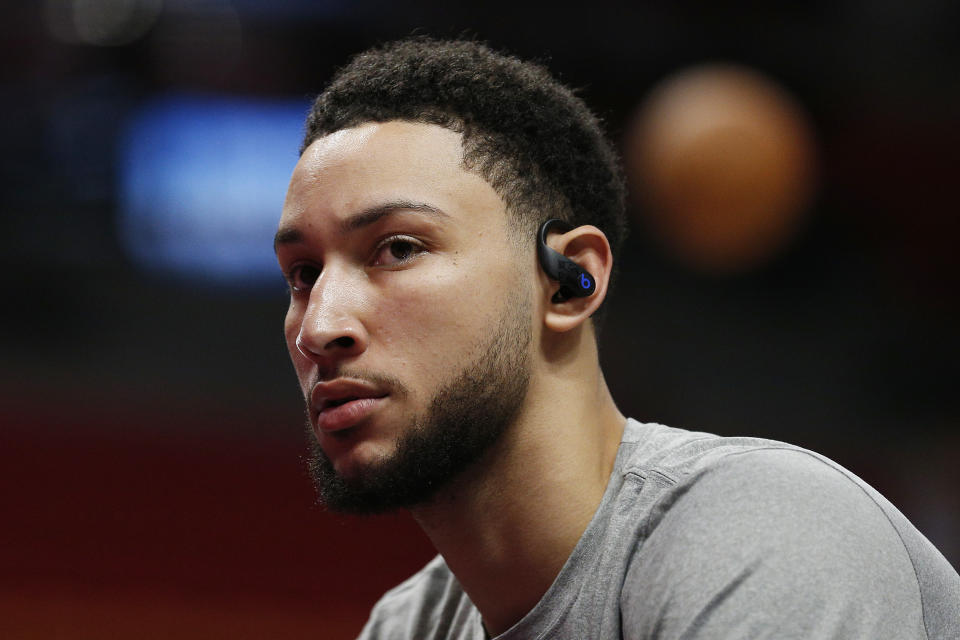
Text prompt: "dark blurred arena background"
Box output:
[[1, 1, 958, 638]]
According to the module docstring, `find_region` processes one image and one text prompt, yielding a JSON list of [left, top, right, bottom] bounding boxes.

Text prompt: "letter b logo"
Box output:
[[580, 273, 591, 289]]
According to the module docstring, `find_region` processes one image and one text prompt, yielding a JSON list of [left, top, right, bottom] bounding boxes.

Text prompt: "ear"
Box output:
[[539, 225, 613, 333]]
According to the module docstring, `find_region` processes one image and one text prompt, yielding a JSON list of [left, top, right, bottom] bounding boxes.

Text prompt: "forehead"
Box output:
[[280, 120, 507, 233]]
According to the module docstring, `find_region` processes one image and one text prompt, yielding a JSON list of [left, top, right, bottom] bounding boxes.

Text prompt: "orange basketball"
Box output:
[[626, 64, 818, 274]]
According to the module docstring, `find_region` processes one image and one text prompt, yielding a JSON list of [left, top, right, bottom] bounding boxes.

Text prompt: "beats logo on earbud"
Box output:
[[537, 219, 597, 303]]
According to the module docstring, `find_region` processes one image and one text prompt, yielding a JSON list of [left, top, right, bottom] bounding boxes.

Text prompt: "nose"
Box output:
[[294, 272, 369, 368]]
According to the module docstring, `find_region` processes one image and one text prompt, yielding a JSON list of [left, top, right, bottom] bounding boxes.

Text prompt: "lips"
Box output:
[[311, 380, 388, 433]]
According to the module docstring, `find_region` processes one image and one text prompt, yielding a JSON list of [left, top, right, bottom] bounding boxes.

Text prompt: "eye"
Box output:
[[287, 264, 321, 292], [372, 236, 426, 267]]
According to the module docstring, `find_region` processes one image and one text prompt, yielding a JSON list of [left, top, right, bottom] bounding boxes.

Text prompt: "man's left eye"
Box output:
[[373, 236, 425, 266]]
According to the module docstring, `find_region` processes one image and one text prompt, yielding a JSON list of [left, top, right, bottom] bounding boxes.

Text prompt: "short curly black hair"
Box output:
[[303, 37, 627, 322]]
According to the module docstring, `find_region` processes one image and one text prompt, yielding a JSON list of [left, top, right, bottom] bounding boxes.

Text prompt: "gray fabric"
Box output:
[[357, 420, 960, 639]]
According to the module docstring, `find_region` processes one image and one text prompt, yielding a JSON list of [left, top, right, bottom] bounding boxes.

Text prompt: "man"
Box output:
[[275, 38, 960, 639]]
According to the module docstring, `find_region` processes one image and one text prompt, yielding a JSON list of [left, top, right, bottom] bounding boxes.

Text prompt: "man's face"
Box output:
[[277, 121, 535, 513]]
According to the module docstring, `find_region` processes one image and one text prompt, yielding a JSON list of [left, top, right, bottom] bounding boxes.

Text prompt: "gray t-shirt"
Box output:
[[357, 420, 960, 639]]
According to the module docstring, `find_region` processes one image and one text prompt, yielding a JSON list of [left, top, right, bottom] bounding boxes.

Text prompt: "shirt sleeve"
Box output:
[[620, 448, 956, 639]]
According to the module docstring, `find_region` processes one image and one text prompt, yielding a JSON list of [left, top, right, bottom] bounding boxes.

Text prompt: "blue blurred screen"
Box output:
[[119, 94, 309, 289]]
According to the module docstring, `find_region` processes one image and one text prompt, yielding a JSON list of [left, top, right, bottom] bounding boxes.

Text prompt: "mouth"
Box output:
[[315, 394, 388, 433]]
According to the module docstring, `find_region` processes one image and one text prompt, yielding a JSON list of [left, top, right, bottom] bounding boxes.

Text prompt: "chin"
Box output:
[[332, 447, 389, 482], [320, 427, 396, 478]]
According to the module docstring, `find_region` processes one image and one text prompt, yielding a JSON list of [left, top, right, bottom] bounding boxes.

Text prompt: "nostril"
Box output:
[[330, 336, 355, 349], [297, 329, 363, 361]]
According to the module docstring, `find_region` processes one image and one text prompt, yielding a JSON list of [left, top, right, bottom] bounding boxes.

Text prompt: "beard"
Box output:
[[304, 295, 532, 515]]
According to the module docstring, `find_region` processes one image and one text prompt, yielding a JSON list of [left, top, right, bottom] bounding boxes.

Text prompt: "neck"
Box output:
[[410, 335, 625, 636]]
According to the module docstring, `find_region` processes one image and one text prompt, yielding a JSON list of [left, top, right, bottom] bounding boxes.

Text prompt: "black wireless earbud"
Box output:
[[537, 219, 597, 303]]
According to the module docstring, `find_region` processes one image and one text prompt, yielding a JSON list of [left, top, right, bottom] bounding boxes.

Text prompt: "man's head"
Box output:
[[277, 39, 626, 514], [302, 37, 626, 258]]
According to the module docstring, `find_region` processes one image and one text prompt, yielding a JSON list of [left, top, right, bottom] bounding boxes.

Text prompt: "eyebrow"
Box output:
[[274, 200, 449, 254]]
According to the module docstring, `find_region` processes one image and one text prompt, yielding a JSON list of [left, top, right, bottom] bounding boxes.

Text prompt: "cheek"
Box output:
[[283, 303, 312, 390], [283, 305, 295, 340], [371, 256, 507, 374], [372, 285, 459, 356], [283, 304, 300, 354]]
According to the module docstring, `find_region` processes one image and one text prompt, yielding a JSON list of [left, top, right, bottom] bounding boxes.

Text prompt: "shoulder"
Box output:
[[618, 425, 960, 638], [357, 555, 480, 640]]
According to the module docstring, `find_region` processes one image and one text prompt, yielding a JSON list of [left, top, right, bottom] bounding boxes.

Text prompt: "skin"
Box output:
[[277, 120, 626, 636]]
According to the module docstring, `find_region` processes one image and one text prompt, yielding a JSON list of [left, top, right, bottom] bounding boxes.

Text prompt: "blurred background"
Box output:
[[1, 1, 958, 637]]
